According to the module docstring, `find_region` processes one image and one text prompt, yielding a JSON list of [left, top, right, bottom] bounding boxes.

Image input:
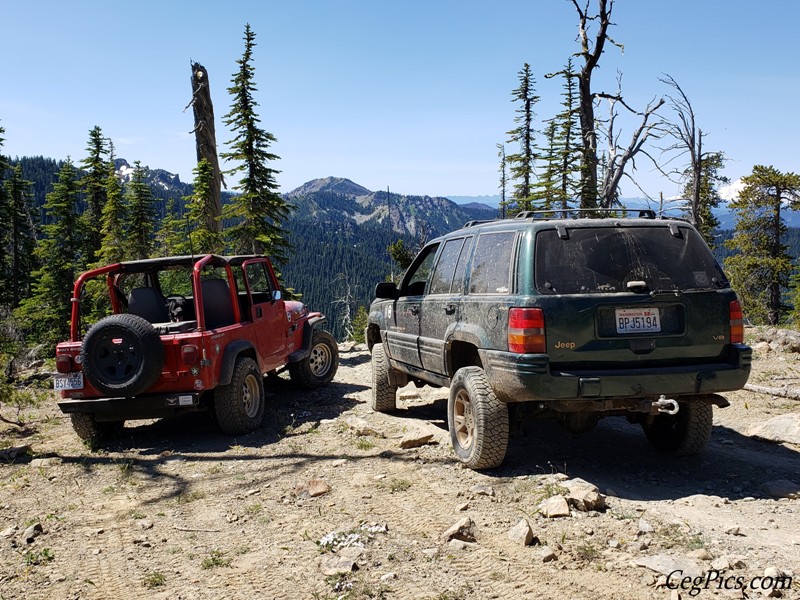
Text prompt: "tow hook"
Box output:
[[652, 395, 679, 415]]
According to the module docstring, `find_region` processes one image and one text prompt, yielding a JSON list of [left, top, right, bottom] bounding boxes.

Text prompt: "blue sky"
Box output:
[[1, 1, 797, 199]]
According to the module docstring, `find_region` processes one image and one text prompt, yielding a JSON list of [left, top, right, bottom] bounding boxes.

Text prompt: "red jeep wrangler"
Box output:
[[54, 254, 338, 444]]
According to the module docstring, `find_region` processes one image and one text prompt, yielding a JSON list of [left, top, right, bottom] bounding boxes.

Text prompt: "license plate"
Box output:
[[53, 372, 84, 391], [615, 308, 661, 334]]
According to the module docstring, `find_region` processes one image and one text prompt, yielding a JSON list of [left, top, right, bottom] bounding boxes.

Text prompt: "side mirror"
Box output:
[[375, 282, 398, 300], [272, 290, 282, 302]]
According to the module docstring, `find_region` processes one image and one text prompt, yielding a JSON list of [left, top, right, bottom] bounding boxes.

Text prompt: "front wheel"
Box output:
[[447, 367, 508, 470], [215, 357, 265, 435], [288, 329, 339, 389], [641, 400, 712, 455], [370, 342, 397, 412]]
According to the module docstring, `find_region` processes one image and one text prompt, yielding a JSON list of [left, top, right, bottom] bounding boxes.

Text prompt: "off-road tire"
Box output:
[[642, 399, 713, 455], [70, 413, 125, 447], [370, 342, 397, 412], [80, 314, 164, 397], [448, 366, 509, 469], [215, 356, 265, 435], [288, 329, 338, 389]]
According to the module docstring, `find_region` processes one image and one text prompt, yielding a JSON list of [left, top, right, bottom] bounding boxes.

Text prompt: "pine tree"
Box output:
[[5, 166, 36, 306], [125, 161, 156, 260], [96, 147, 127, 265], [221, 24, 291, 262], [184, 158, 223, 254], [0, 125, 10, 305], [680, 152, 728, 247], [157, 197, 189, 256], [724, 165, 800, 325], [505, 63, 539, 213], [16, 159, 82, 343], [79, 126, 109, 265], [545, 59, 581, 210], [531, 121, 560, 211]]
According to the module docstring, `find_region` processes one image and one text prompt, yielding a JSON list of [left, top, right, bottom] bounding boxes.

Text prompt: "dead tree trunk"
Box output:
[[189, 62, 223, 233]]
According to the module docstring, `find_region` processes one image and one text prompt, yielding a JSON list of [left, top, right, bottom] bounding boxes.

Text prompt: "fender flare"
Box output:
[[288, 316, 328, 363], [218, 340, 258, 386]]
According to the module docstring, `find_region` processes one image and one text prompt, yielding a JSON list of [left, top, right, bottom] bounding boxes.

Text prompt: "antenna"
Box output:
[[387, 186, 393, 282]]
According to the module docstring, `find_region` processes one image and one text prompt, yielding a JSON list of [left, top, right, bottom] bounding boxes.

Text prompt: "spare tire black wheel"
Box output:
[[80, 314, 164, 397]]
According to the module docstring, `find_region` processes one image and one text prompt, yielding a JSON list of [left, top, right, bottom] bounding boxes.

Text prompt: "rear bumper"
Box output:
[[57, 392, 202, 421], [480, 344, 752, 404]]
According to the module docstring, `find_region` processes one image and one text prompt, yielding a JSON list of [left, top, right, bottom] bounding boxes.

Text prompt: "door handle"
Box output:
[[256, 307, 263, 318], [444, 304, 456, 315], [410, 305, 420, 315]]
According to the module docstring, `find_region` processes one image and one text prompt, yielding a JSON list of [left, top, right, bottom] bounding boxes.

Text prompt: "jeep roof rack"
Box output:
[[513, 208, 661, 220]]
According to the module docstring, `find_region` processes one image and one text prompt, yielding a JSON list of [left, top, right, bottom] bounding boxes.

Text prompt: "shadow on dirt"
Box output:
[[490, 417, 800, 503], [338, 349, 371, 368]]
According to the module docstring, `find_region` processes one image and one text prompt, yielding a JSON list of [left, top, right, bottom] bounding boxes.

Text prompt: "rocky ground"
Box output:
[[0, 330, 798, 600]]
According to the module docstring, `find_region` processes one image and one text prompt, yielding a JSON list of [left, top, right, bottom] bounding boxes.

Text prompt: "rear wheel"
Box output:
[[642, 400, 712, 455], [370, 342, 397, 412], [289, 330, 338, 389], [215, 357, 265, 435], [70, 413, 125, 447], [448, 367, 508, 469]]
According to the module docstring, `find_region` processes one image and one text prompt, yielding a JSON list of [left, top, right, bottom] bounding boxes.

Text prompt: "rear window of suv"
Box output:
[[534, 225, 727, 295]]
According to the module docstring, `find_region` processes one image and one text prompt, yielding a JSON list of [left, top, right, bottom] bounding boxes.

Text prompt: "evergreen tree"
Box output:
[[96, 146, 127, 265], [157, 197, 189, 256], [125, 160, 156, 260], [79, 126, 108, 265], [184, 158, 223, 254], [221, 24, 290, 262], [724, 165, 800, 325], [16, 159, 82, 343], [545, 59, 581, 210], [531, 121, 559, 211], [5, 166, 36, 306], [0, 125, 9, 304], [505, 63, 539, 212], [680, 152, 728, 247]]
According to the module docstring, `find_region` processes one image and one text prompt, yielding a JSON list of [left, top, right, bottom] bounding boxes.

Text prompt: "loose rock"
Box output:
[[748, 414, 800, 445], [562, 478, 606, 512], [441, 517, 476, 543], [538, 545, 558, 563], [469, 484, 494, 497], [23, 523, 43, 544], [635, 554, 703, 578], [508, 519, 535, 546], [399, 432, 434, 449], [638, 519, 655, 536], [295, 479, 331, 498], [30, 457, 62, 468], [539, 495, 570, 518], [345, 416, 383, 438], [687, 548, 713, 561]]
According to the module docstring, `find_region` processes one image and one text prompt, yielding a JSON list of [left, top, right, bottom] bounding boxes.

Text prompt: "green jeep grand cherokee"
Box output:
[[367, 210, 751, 469]]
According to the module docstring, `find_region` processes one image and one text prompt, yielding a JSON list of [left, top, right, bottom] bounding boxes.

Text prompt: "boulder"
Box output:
[[748, 414, 800, 445]]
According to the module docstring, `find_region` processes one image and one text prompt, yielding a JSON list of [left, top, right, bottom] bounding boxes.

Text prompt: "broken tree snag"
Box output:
[[744, 383, 800, 401], [189, 61, 223, 233]]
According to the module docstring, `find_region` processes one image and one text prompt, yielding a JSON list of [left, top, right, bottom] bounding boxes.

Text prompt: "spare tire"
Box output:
[[80, 314, 164, 397]]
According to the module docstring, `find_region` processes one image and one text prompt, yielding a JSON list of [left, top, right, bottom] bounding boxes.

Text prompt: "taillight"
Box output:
[[56, 355, 73, 373], [182, 344, 199, 365], [730, 300, 744, 344], [508, 308, 546, 353]]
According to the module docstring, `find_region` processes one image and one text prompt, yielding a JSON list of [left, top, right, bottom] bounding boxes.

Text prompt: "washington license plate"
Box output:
[[53, 372, 84, 391], [615, 308, 660, 334]]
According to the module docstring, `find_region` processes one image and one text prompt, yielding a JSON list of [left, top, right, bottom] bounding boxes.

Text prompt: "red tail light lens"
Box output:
[[182, 344, 199, 364], [508, 308, 546, 353], [56, 355, 73, 373], [729, 300, 744, 344]]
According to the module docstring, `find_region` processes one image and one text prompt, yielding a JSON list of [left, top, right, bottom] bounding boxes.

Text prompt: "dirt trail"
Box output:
[[0, 343, 798, 599]]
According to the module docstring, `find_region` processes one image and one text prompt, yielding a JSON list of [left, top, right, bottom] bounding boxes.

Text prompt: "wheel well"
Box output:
[[449, 341, 481, 375]]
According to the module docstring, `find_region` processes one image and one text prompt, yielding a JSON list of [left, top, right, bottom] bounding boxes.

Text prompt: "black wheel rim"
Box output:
[[90, 329, 143, 385]]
